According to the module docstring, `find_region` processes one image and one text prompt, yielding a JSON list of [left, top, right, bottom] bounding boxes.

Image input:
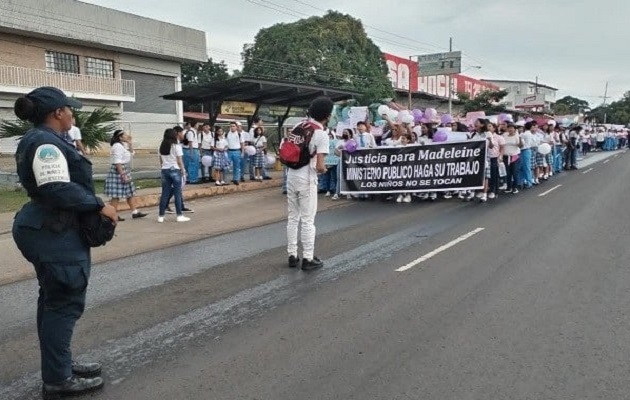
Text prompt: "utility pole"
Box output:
[[447, 37, 453, 115], [600, 81, 609, 124], [408, 55, 413, 109]]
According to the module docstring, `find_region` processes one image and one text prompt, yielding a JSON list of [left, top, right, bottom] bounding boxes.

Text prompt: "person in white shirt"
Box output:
[[286, 97, 331, 271], [182, 121, 200, 184], [238, 121, 252, 182], [355, 121, 376, 149], [103, 130, 147, 221], [157, 128, 190, 223], [198, 123, 214, 182], [226, 121, 245, 184], [68, 117, 86, 155], [249, 116, 271, 180], [212, 126, 228, 185], [519, 122, 536, 187], [502, 122, 523, 193]]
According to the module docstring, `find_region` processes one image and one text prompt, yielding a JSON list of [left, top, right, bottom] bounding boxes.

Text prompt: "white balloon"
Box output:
[[389, 110, 399, 121], [265, 154, 276, 166], [245, 146, 257, 156], [401, 114, 414, 124], [538, 143, 551, 155], [377, 105, 390, 116], [201, 155, 213, 167]]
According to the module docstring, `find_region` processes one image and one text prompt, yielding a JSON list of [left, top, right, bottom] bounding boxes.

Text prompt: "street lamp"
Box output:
[[448, 65, 481, 114]]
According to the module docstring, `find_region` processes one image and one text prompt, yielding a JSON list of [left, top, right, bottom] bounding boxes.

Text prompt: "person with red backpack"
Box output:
[[280, 97, 332, 271]]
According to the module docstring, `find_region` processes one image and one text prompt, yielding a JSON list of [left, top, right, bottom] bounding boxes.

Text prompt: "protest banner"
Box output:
[[340, 139, 487, 194]]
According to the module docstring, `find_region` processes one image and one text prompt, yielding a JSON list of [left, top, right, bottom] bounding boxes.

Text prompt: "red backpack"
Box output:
[[279, 121, 318, 169]]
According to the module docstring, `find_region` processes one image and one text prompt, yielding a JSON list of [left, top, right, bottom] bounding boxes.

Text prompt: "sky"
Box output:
[[83, 0, 628, 106]]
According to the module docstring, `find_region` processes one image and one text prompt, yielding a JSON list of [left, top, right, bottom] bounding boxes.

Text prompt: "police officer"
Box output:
[[11, 86, 117, 399]]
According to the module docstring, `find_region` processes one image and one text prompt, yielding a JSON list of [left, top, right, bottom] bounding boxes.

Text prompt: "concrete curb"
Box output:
[[112, 179, 282, 211]]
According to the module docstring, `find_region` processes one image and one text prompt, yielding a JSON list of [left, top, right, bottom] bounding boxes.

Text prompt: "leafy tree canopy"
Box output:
[[181, 58, 230, 89], [242, 11, 393, 104], [588, 91, 630, 125], [456, 89, 509, 114], [552, 95, 590, 115]]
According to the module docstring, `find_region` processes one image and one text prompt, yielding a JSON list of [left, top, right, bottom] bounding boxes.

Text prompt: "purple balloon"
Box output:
[[433, 130, 448, 142], [440, 114, 454, 124], [345, 139, 358, 153], [412, 108, 423, 123], [424, 108, 437, 120], [419, 117, 429, 124]]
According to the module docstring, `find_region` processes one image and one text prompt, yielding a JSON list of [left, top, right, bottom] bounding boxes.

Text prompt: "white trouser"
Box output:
[[286, 176, 318, 260]]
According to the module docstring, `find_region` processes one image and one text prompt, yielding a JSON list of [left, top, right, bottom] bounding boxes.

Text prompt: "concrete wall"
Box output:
[[0, 0, 206, 62]]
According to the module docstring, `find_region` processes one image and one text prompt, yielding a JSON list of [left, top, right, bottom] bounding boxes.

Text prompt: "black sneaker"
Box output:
[[301, 257, 323, 271], [182, 207, 194, 213], [42, 376, 104, 400], [165, 207, 175, 214], [288, 255, 300, 268], [132, 212, 148, 219], [263, 176, 272, 180], [232, 180, 240, 186], [72, 361, 102, 378]]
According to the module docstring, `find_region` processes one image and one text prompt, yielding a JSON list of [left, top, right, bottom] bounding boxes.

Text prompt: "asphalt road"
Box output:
[[1, 150, 629, 400]]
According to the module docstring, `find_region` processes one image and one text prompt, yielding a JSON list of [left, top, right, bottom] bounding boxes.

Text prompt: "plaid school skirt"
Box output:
[[253, 149, 266, 168], [213, 151, 228, 170], [104, 164, 136, 199], [535, 149, 547, 167]]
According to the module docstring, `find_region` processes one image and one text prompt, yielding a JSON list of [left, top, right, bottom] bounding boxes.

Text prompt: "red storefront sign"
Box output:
[[383, 52, 498, 99]]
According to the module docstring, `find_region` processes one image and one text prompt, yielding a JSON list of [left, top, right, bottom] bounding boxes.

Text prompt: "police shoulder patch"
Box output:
[[32, 144, 70, 187]]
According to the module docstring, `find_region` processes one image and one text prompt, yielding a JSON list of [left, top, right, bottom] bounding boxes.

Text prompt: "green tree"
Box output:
[[180, 58, 231, 112], [456, 89, 509, 114], [0, 107, 118, 153], [588, 91, 630, 125], [242, 11, 393, 104], [552, 95, 590, 115]]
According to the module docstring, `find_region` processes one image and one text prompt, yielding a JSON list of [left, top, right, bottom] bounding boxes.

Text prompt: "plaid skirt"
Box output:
[[213, 151, 228, 170], [253, 150, 266, 168], [104, 164, 136, 199], [545, 152, 553, 166], [535, 149, 547, 167]]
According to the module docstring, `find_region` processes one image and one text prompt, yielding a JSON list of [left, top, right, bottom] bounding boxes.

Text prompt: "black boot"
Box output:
[[72, 361, 102, 378], [42, 376, 104, 399]]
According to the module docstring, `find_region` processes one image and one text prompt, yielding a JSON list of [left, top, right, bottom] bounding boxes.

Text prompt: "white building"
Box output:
[[0, 0, 207, 153], [481, 79, 558, 113]]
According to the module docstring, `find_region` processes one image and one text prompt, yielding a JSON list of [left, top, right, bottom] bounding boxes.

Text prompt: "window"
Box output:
[[45, 51, 79, 74], [85, 57, 114, 78]]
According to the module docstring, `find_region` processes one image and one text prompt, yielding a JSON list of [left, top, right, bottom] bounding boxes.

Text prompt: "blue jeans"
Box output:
[[183, 148, 200, 183], [519, 149, 533, 186], [159, 168, 183, 216], [554, 145, 563, 172], [240, 153, 249, 181], [227, 150, 241, 182], [319, 165, 337, 192]]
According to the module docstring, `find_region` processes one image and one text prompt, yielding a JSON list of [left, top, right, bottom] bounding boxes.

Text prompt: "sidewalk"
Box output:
[[0, 187, 348, 286]]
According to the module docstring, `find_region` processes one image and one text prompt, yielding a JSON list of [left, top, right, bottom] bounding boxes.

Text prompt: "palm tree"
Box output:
[[0, 107, 119, 153]]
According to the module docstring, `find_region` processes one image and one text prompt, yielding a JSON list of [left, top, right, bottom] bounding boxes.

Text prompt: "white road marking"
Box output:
[[614, 154, 619, 158], [396, 227, 485, 272], [603, 159, 610, 164], [582, 168, 594, 174], [538, 184, 562, 197]]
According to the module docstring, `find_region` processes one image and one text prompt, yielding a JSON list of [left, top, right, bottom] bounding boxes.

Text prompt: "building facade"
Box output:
[[0, 0, 207, 153], [481, 79, 558, 113]]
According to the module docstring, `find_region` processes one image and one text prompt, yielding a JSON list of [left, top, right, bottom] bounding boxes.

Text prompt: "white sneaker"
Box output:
[[176, 215, 191, 222], [479, 193, 487, 202], [157, 216, 164, 223], [220, 181, 226, 185], [444, 192, 453, 199], [499, 184, 507, 190], [476, 192, 483, 198], [488, 192, 496, 199], [403, 194, 412, 203], [430, 193, 437, 200], [466, 192, 475, 201], [458, 191, 466, 199], [419, 193, 429, 200], [325, 191, 330, 197], [396, 195, 403, 203], [331, 194, 339, 200]]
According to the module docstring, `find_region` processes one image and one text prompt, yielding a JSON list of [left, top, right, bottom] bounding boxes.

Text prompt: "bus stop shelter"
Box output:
[[162, 76, 361, 132]]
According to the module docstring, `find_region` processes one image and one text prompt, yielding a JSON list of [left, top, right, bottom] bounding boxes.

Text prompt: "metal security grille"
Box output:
[[45, 51, 79, 74], [85, 57, 114, 78]]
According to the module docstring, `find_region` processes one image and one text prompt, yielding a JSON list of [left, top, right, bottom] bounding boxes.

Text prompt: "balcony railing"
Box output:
[[0, 65, 135, 100]]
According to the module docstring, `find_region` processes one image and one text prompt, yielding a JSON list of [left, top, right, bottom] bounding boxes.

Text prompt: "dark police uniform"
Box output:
[[12, 125, 104, 384]]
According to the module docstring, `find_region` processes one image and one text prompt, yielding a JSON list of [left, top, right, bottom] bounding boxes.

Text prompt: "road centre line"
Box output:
[[538, 184, 562, 197], [582, 168, 594, 174], [603, 159, 610, 164], [396, 228, 485, 272]]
